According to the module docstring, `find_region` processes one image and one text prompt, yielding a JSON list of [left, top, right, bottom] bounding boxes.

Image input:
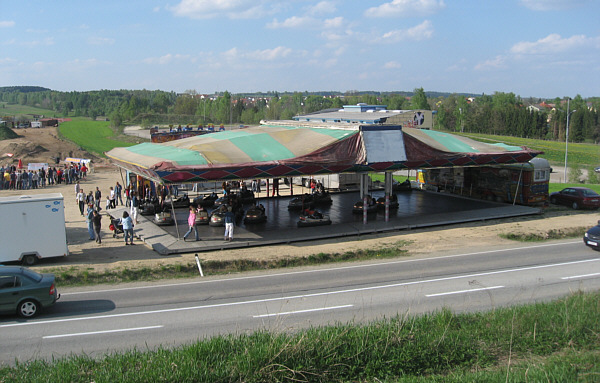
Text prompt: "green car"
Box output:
[[0, 266, 60, 318]]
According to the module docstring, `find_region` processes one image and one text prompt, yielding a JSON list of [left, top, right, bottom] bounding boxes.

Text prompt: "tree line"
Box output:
[[1, 86, 598, 143]]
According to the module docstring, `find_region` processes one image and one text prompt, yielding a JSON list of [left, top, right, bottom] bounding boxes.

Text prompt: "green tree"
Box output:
[[411, 88, 429, 109]]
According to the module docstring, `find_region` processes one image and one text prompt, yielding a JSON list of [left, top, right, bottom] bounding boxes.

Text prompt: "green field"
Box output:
[[58, 120, 137, 156], [0, 102, 58, 118], [455, 131, 600, 167]]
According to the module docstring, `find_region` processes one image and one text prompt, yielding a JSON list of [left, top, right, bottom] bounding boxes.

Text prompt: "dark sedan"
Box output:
[[584, 221, 600, 250], [0, 266, 59, 318], [549, 187, 600, 210]]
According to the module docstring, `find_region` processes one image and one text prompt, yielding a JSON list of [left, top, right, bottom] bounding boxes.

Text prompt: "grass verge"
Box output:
[[50, 241, 411, 287], [1, 290, 598, 382], [499, 226, 588, 242]]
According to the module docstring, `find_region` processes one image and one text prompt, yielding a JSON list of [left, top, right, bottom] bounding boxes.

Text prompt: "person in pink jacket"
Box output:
[[183, 205, 200, 241]]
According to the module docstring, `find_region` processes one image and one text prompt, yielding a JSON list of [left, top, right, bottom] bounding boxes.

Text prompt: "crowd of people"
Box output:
[[1, 163, 88, 191]]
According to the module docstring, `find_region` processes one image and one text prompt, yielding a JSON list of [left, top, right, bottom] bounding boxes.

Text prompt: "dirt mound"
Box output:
[[0, 125, 19, 140], [0, 127, 101, 165]]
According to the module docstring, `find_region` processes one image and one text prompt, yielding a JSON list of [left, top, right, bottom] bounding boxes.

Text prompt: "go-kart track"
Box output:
[[109, 187, 541, 255]]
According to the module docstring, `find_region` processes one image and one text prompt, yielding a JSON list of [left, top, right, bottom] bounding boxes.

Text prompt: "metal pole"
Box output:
[[564, 98, 570, 183]]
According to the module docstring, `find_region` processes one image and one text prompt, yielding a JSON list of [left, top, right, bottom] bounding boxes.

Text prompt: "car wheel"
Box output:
[[572, 202, 579, 210], [18, 299, 39, 318], [22, 254, 37, 266]]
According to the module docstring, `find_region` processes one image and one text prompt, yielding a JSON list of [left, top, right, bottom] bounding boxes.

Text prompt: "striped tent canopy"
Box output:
[[105, 120, 541, 184]]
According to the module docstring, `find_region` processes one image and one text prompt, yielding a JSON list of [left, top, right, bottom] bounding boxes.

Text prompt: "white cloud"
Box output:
[[510, 33, 596, 55], [267, 16, 313, 29], [168, 0, 272, 19], [306, 1, 337, 16], [519, 0, 588, 11], [222, 46, 292, 61], [380, 20, 434, 43], [323, 16, 344, 29], [384, 61, 402, 69], [0, 21, 15, 28], [87, 36, 115, 46], [474, 55, 507, 71], [365, 0, 445, 18], [143, 54, 194, 65]]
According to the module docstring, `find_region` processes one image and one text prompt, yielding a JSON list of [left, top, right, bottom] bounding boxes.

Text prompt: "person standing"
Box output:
[[121, 211, 134, 245], [86, 203, 95, 240], [224, 210, 235, 241], [115, 182, 123, 205], [76, 188, 86, 216], [94, 187, 102, 211], [130, 191, 139, 224], [109, 186, 116, 209], [74, 181, 80, 197], [92, 210, 102, 244], [182, 206, 199, 241]]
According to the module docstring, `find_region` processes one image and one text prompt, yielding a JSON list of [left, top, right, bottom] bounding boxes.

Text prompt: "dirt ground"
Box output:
[[2, 127, 599, 273]]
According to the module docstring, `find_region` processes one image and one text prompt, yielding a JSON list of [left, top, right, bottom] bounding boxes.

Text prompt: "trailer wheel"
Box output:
[[22, 254, 38, 266]]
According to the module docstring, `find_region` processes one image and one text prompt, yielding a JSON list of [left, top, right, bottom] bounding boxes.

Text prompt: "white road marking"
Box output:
[[43, 325, 163, 339], [2, 258, 598, 329], [253, 305, 353, 318], [426, 286, 504, 297], [561, 272, 600, 280], [60, 241, 586, 296]]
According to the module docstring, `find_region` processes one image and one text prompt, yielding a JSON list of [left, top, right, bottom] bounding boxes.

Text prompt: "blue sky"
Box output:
[[1, 0, 598, 98]]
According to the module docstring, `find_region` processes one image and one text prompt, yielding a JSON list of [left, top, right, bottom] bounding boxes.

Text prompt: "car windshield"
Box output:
[[582, 189, 600, 197], [21, 268, 43, 282]]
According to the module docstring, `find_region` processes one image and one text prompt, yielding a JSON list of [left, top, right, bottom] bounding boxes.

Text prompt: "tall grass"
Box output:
[[1, 291, 598, 382], [58, 120, 135, 156]]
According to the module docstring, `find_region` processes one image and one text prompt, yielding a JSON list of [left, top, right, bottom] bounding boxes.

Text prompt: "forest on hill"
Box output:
[[1, 86, 598, 144]]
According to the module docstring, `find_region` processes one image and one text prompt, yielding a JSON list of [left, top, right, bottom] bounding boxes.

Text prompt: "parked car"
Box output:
[[595, 166, 600, 174], [549, 187, 600, 210], [0, 266, 59, 318], [584, 220, 600, 250]]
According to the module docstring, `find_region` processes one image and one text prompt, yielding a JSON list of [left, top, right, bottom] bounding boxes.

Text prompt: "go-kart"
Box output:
[[165, 194, 190, 208], [140, 197, 161, 216], [393, 179, 412, 192], [376, 194, 399, 210], [297, 209, 331, 227], [195, 209, 210, 225], [352, 197, 378, 214], [153, 210, 174, 226], [194, 192, 218, 208], [244, 205, 267, 224], [239, 189, 256, 204], [288, 194, 314, 210]]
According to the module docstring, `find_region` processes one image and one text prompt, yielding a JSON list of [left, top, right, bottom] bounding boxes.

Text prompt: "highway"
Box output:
[[1, 240, 599, 365]]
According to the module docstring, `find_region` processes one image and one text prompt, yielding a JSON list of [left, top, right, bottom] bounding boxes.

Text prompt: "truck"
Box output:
[[416, 157, 551, 206], [0, 193, 68, 265], [291, 173, 365, 191]]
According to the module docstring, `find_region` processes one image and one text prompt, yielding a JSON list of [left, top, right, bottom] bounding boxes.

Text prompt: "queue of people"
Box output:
[[0, 163, 88, 191]]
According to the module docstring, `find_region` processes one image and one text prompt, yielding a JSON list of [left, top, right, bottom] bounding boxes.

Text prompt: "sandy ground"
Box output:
[[2, 127, 599, 274]]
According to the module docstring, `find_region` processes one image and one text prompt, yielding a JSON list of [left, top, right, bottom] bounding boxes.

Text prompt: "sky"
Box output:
[[1, 0, 599, 98]]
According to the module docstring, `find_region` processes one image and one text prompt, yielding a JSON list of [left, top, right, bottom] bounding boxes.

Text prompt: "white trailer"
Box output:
[[292, 173, 365, 191], [0, 193, 68, 265]]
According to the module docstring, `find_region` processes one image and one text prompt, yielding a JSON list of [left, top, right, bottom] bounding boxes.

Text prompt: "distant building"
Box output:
[[293, 104, 434, 129]]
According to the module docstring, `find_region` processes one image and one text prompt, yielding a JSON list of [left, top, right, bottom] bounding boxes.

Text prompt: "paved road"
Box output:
[[1, 241, 599, 364]]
